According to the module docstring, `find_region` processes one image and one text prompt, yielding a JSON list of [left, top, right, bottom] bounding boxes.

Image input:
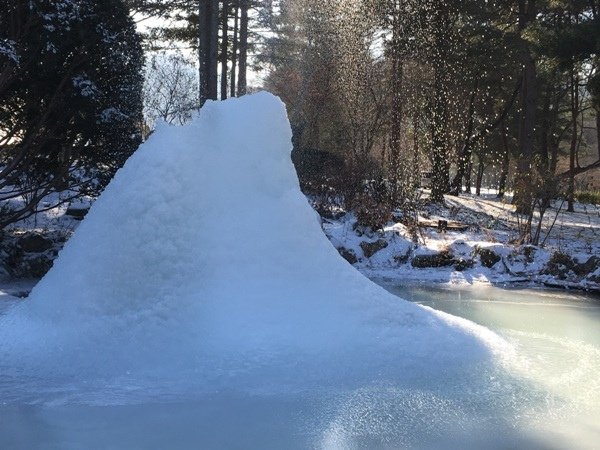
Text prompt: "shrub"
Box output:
[[352, 193, 393, 231], [575, 190, 600, 205], [0, 0, 143, 228]]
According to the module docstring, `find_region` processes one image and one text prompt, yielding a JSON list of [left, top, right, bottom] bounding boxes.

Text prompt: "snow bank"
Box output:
[[0, 93, 507, 398]]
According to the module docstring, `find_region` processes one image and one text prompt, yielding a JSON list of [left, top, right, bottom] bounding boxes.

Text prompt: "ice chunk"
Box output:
[[0, 93, 507, 398]]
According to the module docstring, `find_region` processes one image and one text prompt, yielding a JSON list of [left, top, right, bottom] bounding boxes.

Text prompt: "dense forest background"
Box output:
[[2, 0, 600, 235]]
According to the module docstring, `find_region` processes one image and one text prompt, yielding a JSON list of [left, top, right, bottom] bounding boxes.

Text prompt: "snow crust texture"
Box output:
[[0, 93, 506, 397]]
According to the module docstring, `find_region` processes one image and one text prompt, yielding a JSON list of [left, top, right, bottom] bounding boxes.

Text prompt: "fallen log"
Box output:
[[418, 220, 470, 232]]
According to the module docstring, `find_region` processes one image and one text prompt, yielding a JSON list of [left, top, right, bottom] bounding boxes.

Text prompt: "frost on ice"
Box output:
[[0, 92, 507, 396]]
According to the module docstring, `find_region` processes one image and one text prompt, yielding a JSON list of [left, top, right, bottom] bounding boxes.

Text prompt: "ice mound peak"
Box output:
[[0, 92, 507, 393]]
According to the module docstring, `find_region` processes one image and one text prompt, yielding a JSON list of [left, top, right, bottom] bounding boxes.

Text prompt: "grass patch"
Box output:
[[575, 190, 600, 205]]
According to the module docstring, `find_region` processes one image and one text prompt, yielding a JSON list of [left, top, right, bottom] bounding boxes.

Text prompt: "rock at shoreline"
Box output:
[[338, 247, 358, 265], [18, 233, 53, 253], [0, 232, 66, 279], [574, 256, 600, 276], [411, 251, 455, 268], [505, 246, 550, 276], [65, 206, 90, 220], [587, 267, 600, 284], [544, 252, 576, 280], [454, 258, 474, 272], [15, 253, 54, 278], [360, 239, 388, 258], [475, 247, 501, 268]]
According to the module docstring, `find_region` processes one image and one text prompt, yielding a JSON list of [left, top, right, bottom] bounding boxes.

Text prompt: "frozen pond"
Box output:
[[5, 94, 596, 449], [379, 281, 600, 449], [1, 283, 598, 449]]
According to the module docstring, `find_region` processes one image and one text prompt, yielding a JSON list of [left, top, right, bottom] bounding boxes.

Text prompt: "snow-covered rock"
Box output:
[[505, 245, 551, 277], [411, 251, 455, 268], [360, 239, 388, 258], [474, 245, 503, 268], [323, 213, 413, 268], [18, 233, 53, 253]]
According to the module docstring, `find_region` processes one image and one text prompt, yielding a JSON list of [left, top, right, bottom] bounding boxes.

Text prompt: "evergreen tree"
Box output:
[[143, 0, 260, 104], [0, 0, 144, 227]]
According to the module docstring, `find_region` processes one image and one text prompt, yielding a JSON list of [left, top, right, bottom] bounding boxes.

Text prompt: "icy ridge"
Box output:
[[0, 92, 508, 399]]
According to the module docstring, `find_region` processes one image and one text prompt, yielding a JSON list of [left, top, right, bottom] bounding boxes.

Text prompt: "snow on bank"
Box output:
[[0, 93, 507, 400], [323, 196, 600, 292]]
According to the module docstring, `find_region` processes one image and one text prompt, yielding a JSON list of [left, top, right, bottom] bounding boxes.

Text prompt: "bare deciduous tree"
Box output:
[[144, 52, 199, 127]]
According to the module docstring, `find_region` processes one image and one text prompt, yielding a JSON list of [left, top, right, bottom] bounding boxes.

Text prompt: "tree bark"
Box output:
[[513, 0, 538, 214], [450, 77, 479, 196], [208, 0, 218, 100], [430, 74, 449, 202], [389, 5, 403, 197], [568, 66, 579, 212], [538, 86, 551, 172], [429, 2, 450, 203], [465, 159, 473, 193], [230, 1, 239, 97], [412, 113, 420, 187], [220, 0, 229, 100], [475, 160, 485, 196], [198, 0, 209, 106], [198, 0, 218, 106], [237, 0, 248, 96], [498, 123, 510, 198], [596, 108, 600, 161]]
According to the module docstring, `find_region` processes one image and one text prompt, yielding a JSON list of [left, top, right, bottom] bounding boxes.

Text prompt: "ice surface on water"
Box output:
[[0, 93, 546, 448]]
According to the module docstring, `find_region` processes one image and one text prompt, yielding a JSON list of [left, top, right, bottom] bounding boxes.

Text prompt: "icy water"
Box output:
[[1, 284, 599, 450], [379, 281, 600, 449]]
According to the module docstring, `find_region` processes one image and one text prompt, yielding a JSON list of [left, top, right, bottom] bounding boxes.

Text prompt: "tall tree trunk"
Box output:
[[230, 2, 239, 97], [430, 85, 449, 202], [412, 113, 420, 187], [498, 123, 510, 198], [450, 77, 479, 196], [451, 75, 521, 195], [237, 0, 248, 96], [389, 5, 403, 197], [568, 66, 579, 212], [208, 0, 218, 100], [465, 158, 473, 194], [475, 159, 485, 196], [548, 88, 562, 175], [549, 94, 562, 175], [198, 0, 218, 106], [513, 0, 538, 214], [198, 0, 210, 106], [539, 86, 551, 172], [220, 0, 229, 100], [596, 108, 600, 161], [429, 2, 450, 203]]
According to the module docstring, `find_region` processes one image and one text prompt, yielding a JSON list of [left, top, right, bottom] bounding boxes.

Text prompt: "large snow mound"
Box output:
[[0, 92, 507, 398]]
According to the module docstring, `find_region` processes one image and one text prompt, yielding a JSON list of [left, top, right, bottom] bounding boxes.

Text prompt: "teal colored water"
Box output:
[[379, 281, 600, 448]]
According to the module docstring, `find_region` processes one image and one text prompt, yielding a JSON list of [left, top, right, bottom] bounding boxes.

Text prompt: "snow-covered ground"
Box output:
[[323, 191, 600, 293], [1, 179, 599, 295]]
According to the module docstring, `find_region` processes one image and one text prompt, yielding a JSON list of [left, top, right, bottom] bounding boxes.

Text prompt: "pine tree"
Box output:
[[144, 0, 259, 103], [0, 0, 144, 227]]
